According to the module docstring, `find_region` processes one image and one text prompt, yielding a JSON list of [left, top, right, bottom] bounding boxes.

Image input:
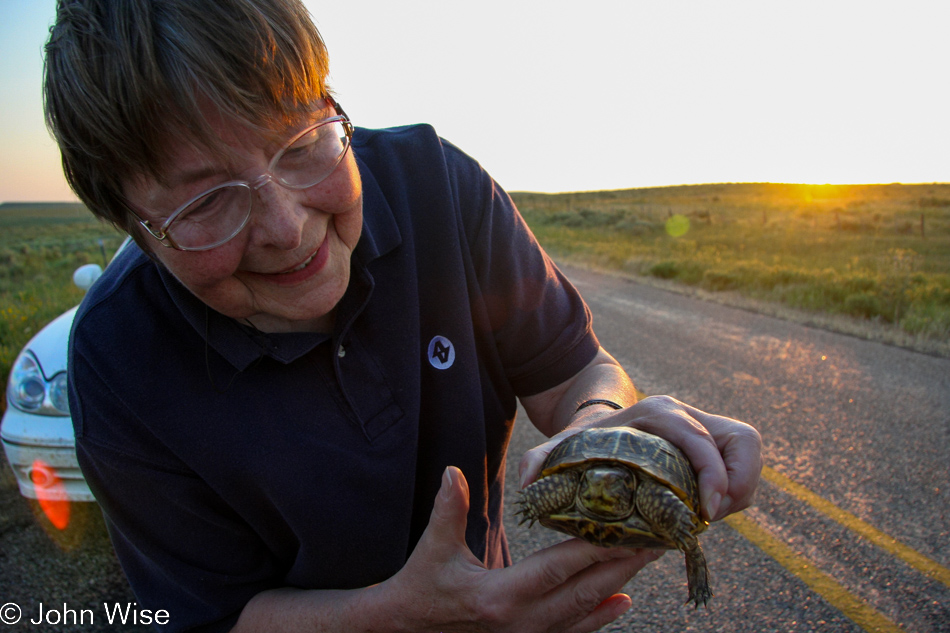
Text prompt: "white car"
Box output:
[[1, 245, 124, 503]]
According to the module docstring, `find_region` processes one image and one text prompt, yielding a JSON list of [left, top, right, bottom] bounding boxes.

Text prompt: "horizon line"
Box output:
[[511, 181, 950, 195], [4, 180, 950, 206]]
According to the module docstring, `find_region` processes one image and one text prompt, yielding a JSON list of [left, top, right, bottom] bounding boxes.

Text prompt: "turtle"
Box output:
[[517, 426, 712, 607]]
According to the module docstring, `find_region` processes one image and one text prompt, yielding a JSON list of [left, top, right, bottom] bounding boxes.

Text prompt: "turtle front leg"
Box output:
[[636, 478, 713, 607], [517, 471, 579, 526]]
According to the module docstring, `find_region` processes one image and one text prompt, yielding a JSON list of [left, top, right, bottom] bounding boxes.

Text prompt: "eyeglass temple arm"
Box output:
[[328, 96, 354, 136], [120, 198, 175, 245], [328, 95, 348, 120]]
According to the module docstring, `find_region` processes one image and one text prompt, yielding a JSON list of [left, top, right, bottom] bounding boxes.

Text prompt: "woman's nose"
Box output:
[[246, 178, 306, 251]]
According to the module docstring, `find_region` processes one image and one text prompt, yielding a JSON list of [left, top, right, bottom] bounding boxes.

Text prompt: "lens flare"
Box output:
[[665, 214, 690, 237], [31, 459, 71, 530]]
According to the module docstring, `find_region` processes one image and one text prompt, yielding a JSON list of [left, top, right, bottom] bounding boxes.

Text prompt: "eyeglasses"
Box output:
[[127, 100, 354, 251]]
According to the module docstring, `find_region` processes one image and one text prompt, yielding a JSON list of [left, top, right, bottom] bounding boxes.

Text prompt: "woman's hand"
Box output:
[[375, 466, 663, 633]]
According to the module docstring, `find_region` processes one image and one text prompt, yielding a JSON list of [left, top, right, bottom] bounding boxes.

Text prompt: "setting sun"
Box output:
[[2, 1, 947, 202]]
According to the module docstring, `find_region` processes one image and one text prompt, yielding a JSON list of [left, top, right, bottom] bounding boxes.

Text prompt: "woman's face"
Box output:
[[124, 104, 363, 333]]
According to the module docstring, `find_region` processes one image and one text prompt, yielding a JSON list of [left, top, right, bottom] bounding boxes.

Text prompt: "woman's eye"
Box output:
[[279, 124, 343, 166], [178, 188, 230, 226], [283, 137, 323, 162]]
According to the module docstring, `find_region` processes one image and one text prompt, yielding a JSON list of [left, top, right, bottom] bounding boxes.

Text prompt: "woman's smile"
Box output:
[[249, 233, 331, 285]]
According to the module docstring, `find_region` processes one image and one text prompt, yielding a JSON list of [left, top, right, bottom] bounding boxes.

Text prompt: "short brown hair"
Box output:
[[44, 0, 330, 238]]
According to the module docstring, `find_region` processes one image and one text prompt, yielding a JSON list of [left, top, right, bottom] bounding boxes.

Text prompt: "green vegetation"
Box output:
[[0, 203, 125, 412], [2, 185, 949, 416], [513, 183, 950, 353]]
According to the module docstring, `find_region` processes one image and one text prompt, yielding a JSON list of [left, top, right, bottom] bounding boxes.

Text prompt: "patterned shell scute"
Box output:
[[542, 426, 700, 511]]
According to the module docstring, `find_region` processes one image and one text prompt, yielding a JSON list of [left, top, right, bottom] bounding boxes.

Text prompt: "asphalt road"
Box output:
[[503, 265, 950, 632], [2, 265, 948, 632]]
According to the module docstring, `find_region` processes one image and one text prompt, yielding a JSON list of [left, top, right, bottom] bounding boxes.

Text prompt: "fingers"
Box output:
[[433, 466, 470, 531], [517, 538, 637, 593], [623, 397, 727, 518], [514, 543, 662, 632], [624, 396, 764, 521], [704, 417, 763, 520], [519, 540, 663, 600], [392, 465, 665, 632], [415, 466, 483, 570], [556, 548, 665, 633], [567, 594, 632, 633], [668, 399, 761, 519], [519, 434, 576, 489]]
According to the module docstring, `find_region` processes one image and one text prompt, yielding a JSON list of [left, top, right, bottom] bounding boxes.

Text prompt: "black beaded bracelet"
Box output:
[[574, 398, 625, 414]]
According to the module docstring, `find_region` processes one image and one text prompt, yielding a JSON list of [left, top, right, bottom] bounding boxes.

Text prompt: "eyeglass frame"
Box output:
[[122, 98, 354, 252]]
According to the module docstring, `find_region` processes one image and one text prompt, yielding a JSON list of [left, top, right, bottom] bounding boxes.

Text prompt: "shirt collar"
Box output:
[[352, 149, 401, 262]]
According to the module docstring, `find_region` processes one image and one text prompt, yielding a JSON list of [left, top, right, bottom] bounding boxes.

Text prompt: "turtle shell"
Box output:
[[542, 426, 700, 509], [538, 426, 707, 547], [522, 426, 714, 605]]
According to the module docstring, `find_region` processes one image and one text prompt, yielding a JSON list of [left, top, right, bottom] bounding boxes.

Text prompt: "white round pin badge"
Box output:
[[427, 335, 455, 370]]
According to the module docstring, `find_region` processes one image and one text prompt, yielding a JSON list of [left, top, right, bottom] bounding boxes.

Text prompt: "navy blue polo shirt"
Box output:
[[69, 124, 599, 632]]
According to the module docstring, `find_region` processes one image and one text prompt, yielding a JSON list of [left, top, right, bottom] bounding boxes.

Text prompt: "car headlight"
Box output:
[[5, 351, 70, 416], [49, 372, 70, 413]]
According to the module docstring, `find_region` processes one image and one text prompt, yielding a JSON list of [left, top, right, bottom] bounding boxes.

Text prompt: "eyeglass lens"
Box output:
[[168, 117, 351, 250]]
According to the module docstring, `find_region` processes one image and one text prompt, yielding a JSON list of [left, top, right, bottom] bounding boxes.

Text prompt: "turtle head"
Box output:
[[577, 465, 636, 520]]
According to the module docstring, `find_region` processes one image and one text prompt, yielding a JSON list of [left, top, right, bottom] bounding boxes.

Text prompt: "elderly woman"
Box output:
[[45, 0, 761, 631]]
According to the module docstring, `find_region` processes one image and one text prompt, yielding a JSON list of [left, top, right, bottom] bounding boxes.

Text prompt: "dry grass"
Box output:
[[0, 203, 125, 412], [513, 183, 950, 357]]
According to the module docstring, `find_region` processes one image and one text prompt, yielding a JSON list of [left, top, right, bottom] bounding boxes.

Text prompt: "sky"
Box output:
[[1, 0, 947, 203]]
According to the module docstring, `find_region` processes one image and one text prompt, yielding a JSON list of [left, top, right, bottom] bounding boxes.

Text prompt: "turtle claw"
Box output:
[[514, 497, 537, 527], [685, 587, 713, 609]]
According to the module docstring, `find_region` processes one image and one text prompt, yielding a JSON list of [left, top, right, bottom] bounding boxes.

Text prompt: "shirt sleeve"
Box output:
[[442, 139, 600, 396]]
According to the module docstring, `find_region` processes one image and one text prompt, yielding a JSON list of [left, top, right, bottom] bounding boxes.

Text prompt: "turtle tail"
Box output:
[[516, 471, 579, 527]]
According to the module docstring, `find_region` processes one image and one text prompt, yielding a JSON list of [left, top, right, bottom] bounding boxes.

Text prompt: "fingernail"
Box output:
[[441, 467, 454, 500], [518, 463, 528, 490], [705, 492, 721, 521]]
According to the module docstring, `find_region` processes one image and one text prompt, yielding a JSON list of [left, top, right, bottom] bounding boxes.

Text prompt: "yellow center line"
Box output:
[[726, 512, 904, 633], [761, 465, 950, 589]]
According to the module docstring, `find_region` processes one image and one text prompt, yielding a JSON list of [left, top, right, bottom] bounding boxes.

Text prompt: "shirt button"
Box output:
[[337, 344, 346, 358]]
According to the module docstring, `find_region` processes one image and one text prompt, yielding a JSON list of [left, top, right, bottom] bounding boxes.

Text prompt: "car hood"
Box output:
[[23, 306, 78, 378]]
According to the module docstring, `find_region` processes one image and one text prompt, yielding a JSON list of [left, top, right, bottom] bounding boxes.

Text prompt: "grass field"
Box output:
[[512, 183, 950, 355], [0, 203, 125, 412], [1, 184, 949, 413]]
